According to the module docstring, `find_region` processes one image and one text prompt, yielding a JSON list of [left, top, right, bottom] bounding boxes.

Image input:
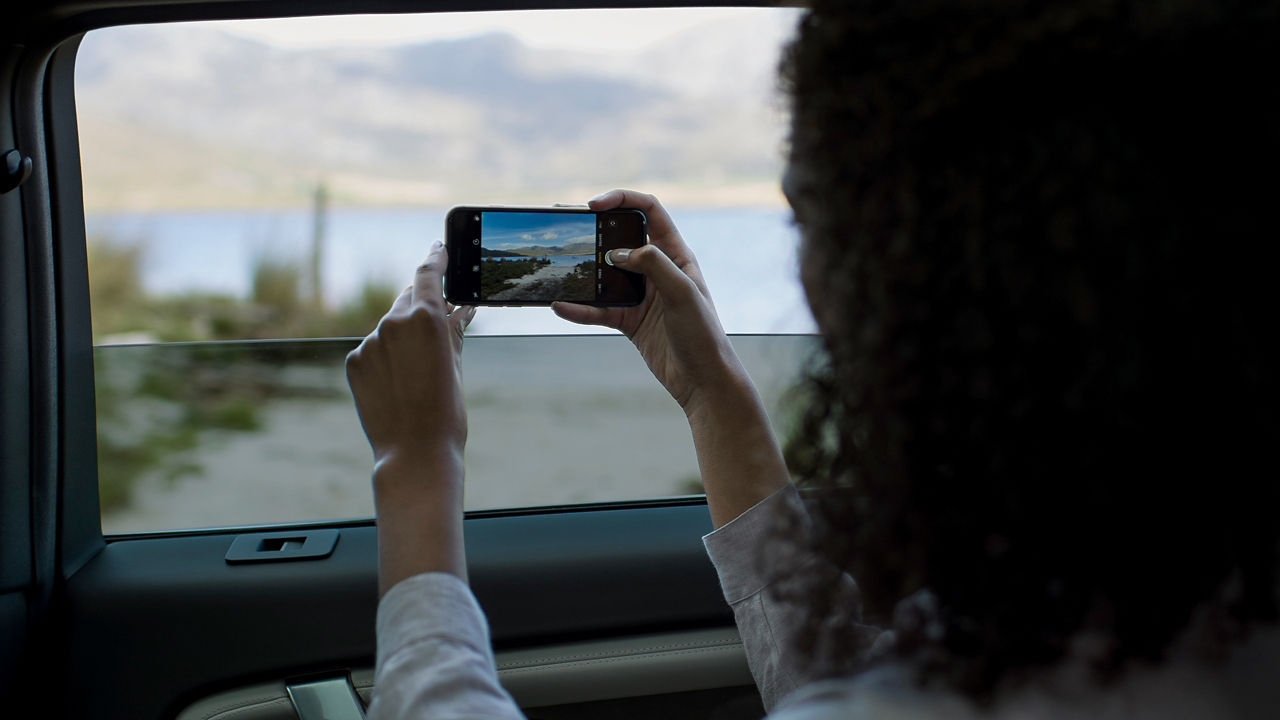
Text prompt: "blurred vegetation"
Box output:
[[251, 258, 302, 323], [87, 238, 397, 344], [560, 261, 596, 302], [89, 235, 393, 513], [675, 474, 706, 496], [479, 257, 549, 297]]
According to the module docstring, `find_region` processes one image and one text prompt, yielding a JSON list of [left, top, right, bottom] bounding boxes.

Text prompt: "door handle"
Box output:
[[287, 676, 366, 720], [224, 529, 339, 564]]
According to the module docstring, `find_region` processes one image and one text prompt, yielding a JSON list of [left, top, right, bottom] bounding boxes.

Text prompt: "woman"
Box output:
[[345, 1, 1279, 717]]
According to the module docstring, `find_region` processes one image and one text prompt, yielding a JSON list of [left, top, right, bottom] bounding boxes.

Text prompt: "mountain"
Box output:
[[507, 242, 595, 257], [479, 248, 523, 258], [73, 13, 795, 210]]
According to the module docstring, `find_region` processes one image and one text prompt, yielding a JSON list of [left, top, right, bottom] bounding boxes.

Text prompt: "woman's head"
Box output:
[[780, 0, 1278, 698]]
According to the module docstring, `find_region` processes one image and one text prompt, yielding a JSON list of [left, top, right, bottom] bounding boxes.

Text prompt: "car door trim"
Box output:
[[175, 627, 752, 720], [491, 626, 751, 708]]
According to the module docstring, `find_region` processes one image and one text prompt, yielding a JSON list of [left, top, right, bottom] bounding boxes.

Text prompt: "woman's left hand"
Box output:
[[347, 240, 475, 472], [346, 240, 477, 591]]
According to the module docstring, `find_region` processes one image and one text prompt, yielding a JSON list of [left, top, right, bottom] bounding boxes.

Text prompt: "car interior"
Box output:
[[1, 1, 803, 719]]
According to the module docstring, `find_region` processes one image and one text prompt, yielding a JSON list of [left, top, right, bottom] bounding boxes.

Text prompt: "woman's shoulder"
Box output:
[[768, 624, 1280, 720]]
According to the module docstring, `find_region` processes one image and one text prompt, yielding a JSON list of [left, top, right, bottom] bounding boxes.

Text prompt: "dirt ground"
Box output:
[[101, 335, 815, 534]]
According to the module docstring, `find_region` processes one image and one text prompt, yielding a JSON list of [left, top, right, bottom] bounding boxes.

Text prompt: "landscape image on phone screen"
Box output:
[[481, 212, 597, 302]]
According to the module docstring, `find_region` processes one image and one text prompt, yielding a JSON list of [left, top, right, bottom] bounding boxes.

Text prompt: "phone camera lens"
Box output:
[[608, 219, 618, 228]]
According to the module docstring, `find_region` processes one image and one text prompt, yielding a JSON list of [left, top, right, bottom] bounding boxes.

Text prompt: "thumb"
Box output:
[[608, 245, 698, 306]]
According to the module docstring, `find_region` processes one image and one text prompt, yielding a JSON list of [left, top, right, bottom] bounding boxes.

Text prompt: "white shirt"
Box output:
[[368, 485, 1280, 719]]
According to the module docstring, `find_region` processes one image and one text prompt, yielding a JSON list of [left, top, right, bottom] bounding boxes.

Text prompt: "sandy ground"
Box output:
[[491, 263, 570, 298], [101, 335, 815, 534], [489, 261, 586, 302]]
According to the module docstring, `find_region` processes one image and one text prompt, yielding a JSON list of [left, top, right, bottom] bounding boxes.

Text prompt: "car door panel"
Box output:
[[64, 503, 751, 720]]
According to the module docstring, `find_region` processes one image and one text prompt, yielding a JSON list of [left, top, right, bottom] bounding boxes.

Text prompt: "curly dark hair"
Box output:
[[777, 0, 1279, 700]]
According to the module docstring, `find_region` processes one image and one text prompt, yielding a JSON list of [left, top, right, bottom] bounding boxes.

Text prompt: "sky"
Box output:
[[483, 212, 596, 251], [219, 7, 799, 53]]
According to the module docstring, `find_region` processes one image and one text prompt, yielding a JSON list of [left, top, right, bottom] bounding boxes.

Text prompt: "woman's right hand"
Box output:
[[552, 189, 749, 418], [555, 189, 790, 527]]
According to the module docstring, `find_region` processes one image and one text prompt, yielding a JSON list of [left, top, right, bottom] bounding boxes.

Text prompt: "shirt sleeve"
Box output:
[[703, 484, 883, 713], [368, 572, 525, 720]]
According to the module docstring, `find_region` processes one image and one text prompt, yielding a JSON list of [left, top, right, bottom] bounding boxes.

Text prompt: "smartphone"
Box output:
[[444, 206, 647, 306]]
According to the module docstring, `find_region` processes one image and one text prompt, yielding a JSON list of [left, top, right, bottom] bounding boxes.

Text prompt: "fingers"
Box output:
[[449, 305, 477, 341], [589, 189, 673, 235], [411, 241, 448, 308], [606, 245, 698, 306], [589, 189, 690, 254], [552, 301, 623, 330], [588, 189, 709, 295]]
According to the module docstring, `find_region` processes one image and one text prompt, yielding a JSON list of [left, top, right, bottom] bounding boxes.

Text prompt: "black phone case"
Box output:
[[444, 206, 646, 307]]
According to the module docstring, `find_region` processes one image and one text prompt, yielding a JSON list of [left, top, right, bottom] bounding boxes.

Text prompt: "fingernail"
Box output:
[[589, 191, 612, 204], [431, 239, 444, 251], [608, 248, 631, 265]]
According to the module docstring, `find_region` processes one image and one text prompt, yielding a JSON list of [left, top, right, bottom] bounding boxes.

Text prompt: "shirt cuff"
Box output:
[[376, 572, 493, 669], [701, 484, 807, 604]]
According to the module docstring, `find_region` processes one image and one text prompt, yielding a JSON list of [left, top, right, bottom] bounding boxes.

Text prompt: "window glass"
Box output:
[[95, 335, 816, 531], [77, 9, 815, 534]]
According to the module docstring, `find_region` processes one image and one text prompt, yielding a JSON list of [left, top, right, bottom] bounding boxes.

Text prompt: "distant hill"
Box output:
[[479, 248, 522, 258], [74, 13, 797, 210], [508, 242, 595, 257]]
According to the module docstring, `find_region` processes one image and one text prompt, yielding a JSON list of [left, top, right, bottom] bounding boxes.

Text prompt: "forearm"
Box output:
[[373, 449, 467, 596], [371, 573, 524, 720], [703, 485, 885, 711], [685, 367, 790, 529]]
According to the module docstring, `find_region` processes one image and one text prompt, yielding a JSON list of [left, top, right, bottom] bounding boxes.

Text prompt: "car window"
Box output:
[[77, 8, 814, 534]]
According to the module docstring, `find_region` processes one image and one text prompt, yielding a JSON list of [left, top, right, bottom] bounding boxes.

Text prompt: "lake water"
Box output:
[[84, 206, 815, 335]]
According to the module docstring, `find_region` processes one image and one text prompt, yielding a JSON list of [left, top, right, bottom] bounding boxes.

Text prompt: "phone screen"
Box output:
[[446, 208, 646, 306]]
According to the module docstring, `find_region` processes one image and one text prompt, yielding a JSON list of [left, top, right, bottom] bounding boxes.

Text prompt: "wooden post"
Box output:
[[310, 181, 328, 312]]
